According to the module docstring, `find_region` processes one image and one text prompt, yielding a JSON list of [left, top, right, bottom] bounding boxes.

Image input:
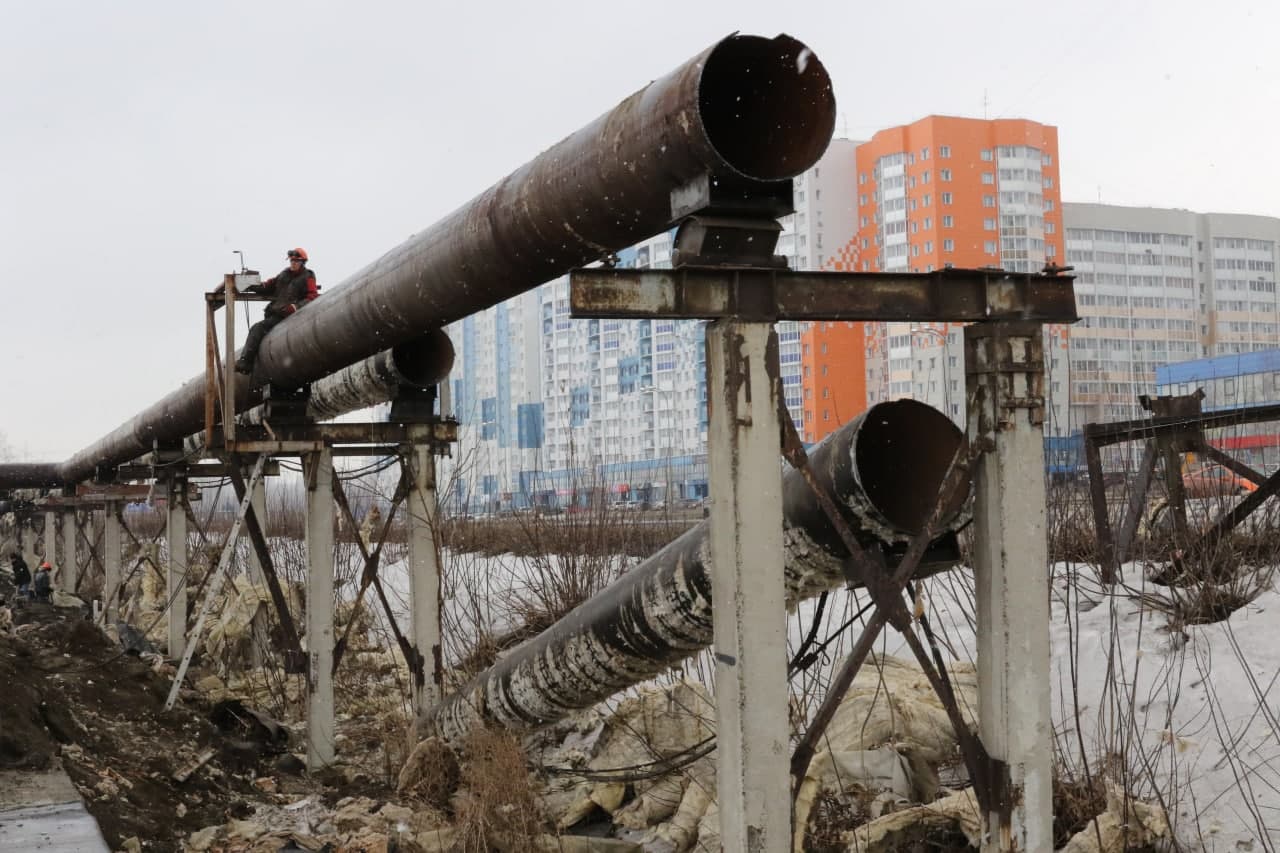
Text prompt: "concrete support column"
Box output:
[[305, 448, 336, 770], [965, 322, 1052, 851], [20, 518, 38, 572], [42, 510, 56, 572], [705, 320, 789, 853], [246, 471, 267, 585], [167, 479, 189, 660], [407, 440, 444, 720], [61, 509, 77, 593], [103, 503, 122, 624]]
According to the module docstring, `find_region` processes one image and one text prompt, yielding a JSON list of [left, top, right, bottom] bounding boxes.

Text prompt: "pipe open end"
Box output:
[[854, 400, 968, 533], [391, 328, 457, 388], [699, 34, 836, 181]]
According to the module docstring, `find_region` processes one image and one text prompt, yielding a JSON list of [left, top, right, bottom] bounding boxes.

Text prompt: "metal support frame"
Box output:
[[304, 448, 336, 769], [164, 456, 267, 711], [1084, 391, 1278, 580], [406, 433, 445, 720], [706, 320, 789, 851], [43, 510, 56, 570], [60, 507, 77, 594], [247, 468, 267, 585], [965, 321, 1052, 851], [102, 502, 122, 624], [568, 176, 1075, 850], [166, 471, 189, 660]]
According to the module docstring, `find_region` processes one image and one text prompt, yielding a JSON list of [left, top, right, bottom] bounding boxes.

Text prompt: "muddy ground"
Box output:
[[0, 587, 395, 852]]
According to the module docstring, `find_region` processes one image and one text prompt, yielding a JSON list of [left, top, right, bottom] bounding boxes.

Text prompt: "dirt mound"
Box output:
[[0, 638, 56, 769], [0, 610, 264, 851]]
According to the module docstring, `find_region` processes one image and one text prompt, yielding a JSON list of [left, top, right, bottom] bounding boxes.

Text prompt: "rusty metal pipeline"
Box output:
[[0, 331, 455, 488], [0, 464, 63, 490], [425, 399, 968, 743], [30, 33, 833, 487]]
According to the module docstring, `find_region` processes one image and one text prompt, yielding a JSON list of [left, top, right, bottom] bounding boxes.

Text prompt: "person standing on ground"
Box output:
[[32, 561, 52, 602], [9, 553, 31, 599], [234, 248, 319, 375]]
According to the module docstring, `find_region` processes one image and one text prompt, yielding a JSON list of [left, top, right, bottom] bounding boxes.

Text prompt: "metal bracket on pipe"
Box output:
[[571, 266, 1078, 323]]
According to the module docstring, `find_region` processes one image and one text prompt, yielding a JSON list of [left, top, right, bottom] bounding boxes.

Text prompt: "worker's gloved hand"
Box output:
[[280, 304, 297, 316]]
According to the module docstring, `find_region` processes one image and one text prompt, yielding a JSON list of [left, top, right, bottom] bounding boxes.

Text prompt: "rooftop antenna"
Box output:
[[983, 88, 989, 119], [233, 250, 248, 274]]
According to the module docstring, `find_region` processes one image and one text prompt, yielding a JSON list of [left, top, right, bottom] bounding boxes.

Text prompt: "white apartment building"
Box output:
[[442, 144, 865, 509], [1063, 204, 1280, 428]]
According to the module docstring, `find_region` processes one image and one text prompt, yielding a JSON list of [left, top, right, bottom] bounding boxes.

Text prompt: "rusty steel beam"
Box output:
[[425, 399, 969, 742], [570, 266, 1079, 323], [18, 33, 833, 489]]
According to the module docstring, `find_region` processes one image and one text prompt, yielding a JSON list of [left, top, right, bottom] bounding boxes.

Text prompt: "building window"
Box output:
[[942, 193, 953, 205], [940, 168, 952, 181], [859, 172, 866, 185], [1046, 221, 1056, 234], [1045, 199, 1055, 211], [1044, 177, 1054, 189], [923, 217, 932, 229], [981, 149, 993, 161], [921, 147, 930, 160], [940, 145, 951, 158], [822, 387, 830, 399], [821, 365, 828, 376], [823, 410, 830, 421], [923, 170, 931, 184], [981, 172, 995, 185], [943, 238, 955, 252], [859, 194, 867, 206], [925, 241, 933, 252], [984, 218, 996, 230], [983, 195, 995, 208], [984, 240, 997, 254], [1042, 153, 1053, 166], [922, 194, 931, 207], [1047, 244, 1057, 257], [942, 215, 954, 227]]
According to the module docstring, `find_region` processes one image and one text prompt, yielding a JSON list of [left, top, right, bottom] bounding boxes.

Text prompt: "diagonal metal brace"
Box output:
[[779, 389, 999, 812], [164, 456, 266, 711], [227, 455, 307, 674]]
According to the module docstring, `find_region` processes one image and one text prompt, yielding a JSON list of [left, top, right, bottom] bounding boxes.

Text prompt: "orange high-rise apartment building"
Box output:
[[801, 116, 1063, 443]]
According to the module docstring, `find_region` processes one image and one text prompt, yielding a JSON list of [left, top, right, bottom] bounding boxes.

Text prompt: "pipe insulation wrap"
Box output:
[[427, 399, 967, 742]]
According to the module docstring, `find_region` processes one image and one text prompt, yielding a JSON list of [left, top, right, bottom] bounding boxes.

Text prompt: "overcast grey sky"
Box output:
[[1, 0, 1276, 460]]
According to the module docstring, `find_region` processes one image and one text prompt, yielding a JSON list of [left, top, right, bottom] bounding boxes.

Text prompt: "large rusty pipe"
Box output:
[[40, 33, 833, 486], [427, 399, 968, 742], [0, 464, 63, 490], [0, 331, 455, 488]]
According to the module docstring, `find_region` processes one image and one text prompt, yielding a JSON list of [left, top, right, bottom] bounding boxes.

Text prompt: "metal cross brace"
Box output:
[[164, 455, 267, 711]]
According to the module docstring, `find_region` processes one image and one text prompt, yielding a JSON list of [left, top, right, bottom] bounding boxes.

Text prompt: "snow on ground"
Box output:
[[373, 544, 1279, 851]]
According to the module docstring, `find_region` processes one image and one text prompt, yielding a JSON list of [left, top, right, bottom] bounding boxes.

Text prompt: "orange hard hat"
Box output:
[[39, 561, 51, 570], [287, 248, 308, 262]]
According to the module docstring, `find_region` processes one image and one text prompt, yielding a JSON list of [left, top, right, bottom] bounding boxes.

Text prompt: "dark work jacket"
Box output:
[[261, 265, 319, 319], [33, 570, 51, 597], [10, 556, 30, 587]]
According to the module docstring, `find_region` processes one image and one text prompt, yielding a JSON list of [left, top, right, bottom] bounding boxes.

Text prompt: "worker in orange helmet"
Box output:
[[235, 248, 319, 375], [33, 561, 53, 602]]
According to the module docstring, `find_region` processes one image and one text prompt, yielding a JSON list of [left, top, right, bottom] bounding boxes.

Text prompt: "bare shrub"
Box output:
[[453, 726, 545, 852]]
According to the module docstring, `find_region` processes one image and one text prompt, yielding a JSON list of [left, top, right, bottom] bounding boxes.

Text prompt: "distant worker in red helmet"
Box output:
[[32, 561, 53, 603], [235, 248, 319, 375]]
